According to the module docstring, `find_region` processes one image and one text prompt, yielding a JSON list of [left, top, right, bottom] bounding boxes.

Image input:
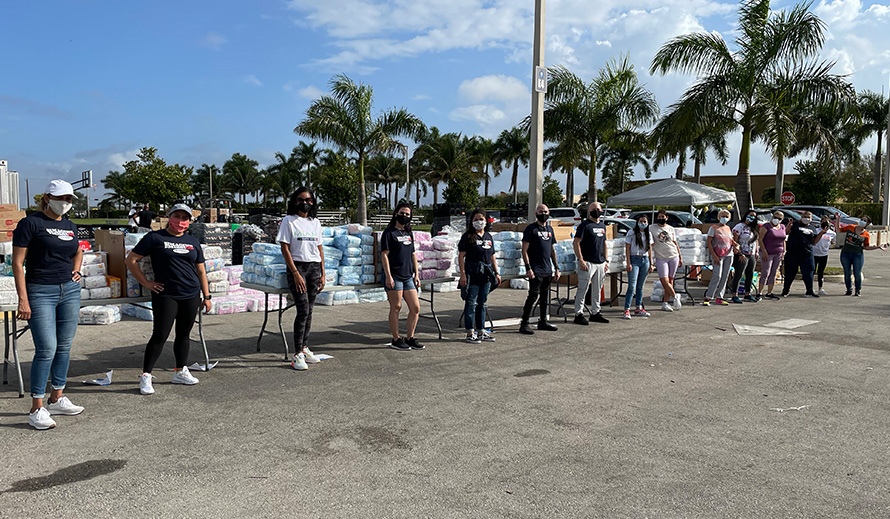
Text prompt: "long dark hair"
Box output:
[[633, 214, 650, 250], [286, 187, 318, 219], [387, 202, 413, 231], [464, 209, 490, 241], [745, 210, 758, 240]]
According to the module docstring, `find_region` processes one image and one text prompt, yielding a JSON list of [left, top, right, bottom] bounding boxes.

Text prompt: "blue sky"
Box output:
[[2, 0, 889, 207]]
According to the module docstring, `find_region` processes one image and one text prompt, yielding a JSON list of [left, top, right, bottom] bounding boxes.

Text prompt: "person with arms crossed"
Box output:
[[519, 204, 561, 335], [727, 210, 760, 303], [126, 204, 211, 395], [12, 180, 84, 430], [278, 188, 326, 370], [572, 202, 610, 325]]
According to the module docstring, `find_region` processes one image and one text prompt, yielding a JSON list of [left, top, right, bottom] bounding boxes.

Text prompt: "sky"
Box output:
[[2, 0, 889, 207]]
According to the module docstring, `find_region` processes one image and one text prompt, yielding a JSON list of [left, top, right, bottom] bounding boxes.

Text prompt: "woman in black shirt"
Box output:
[[380, 203, 422, 351], [458, 209, 501, 343]]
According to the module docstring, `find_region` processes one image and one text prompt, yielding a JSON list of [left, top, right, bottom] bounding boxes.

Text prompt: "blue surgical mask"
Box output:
[[638, 223, 648, 230], [719, 217, 729, 224], [746, 215, 756, 223]]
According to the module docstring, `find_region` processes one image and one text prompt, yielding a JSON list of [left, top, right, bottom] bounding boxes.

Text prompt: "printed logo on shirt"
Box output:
[[475, 239, 492, 249], [46, 228, 75, 241], [396, 235, 413, 245], [656, 230, 672, 243], [536, 230, 551, 241], [591, 228, 605, 236], [164, 241, 195, 254]]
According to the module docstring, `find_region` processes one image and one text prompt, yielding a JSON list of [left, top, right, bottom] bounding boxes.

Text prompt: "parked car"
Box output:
[[603, 208, 631, 218], [627, 210, 702, 228], [548, 207, 583, 225], [771, 205, 863, 227], [700, 208, 801, 225], [602, 217, 635, 237]]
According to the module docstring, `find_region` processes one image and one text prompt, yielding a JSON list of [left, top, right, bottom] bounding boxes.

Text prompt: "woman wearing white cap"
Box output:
[[125, 203, 211, 395], [12, 180, 85, 429]]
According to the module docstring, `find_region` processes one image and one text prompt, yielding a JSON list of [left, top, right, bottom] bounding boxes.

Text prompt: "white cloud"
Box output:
[[199, 32, 227, 51], [865, 4, 890, 17], [243, 75, 263, 87], [449, 104, 507, 126], [298, 86, 325, 99], [413, 94, 431, 100], [457, 75, 528, 103], [107, 149, 139, 168]]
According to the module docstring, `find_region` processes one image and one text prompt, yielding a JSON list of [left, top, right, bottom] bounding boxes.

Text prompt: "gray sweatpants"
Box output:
[[705, 254, 734, 300], [575, 261, 605, 315]]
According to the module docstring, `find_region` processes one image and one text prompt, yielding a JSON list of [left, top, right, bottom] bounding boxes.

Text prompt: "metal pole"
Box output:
[[883, 74, 890, 226], [25, 179, 29, 209], [528, 0, 546, 222], [404, 144, 410, 204]]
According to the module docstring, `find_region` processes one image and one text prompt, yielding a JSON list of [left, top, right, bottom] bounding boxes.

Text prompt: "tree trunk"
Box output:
[[675, 163, 683, 180], [735, 127, 753, 216], [588, 150, 598, 204], [357, 154, 368, 226], [774, 156, 785, 206], [416, 182, 421, 208], [433, 183, 439, 205], [874, 130, 884, 203], [512, 160, 519, 204], [484, 165, 490, 198], [566, 168, 574, 206], [694, 157, 702, 184]]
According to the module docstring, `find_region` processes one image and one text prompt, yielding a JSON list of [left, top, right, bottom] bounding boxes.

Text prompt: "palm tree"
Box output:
[[543, 56, 659, 204], [365, 154, 406, 211], [543, 140, 589, 205], [467, 137, 502, 199], [191, 163, 223, 201], [651, 0, 855, 214], [293, 141, 321, 190], [415, 132, 474, 205], [495, 126, 529, 203], [222, 153, 261, 205], [855, 91, 889, 202], [100, 170, 130, 209], [294, 74, 425, 225], [599, 130, 652, 194], [650, 108, 730, 183]]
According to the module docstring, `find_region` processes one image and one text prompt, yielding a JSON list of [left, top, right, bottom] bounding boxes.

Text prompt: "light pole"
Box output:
[[403, 143, 410, 204], [528, 0, 546, 222], [883, 75, 890, 226]]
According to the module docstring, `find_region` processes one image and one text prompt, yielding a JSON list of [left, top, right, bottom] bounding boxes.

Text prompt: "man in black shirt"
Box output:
[[573, 202, 609, 324], [519, 204, 561, 334], [781, 210, 826, 298], [137, 203, 157, 233]]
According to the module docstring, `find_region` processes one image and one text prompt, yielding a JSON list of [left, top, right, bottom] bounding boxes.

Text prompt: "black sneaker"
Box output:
[[590, 312, 610, 324], [781, 292, 789, 298], [573, 314, 589, 326], [389, 337, 411, 351], [764, 293, 779, 300], [854, 291, 861, 297], [519, 322, 535, 335], [845, 290, 853, 296], [537, 321, 558, 332], [406, 337, 425, 350]]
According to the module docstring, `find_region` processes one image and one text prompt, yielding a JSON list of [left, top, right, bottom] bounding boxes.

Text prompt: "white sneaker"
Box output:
[[29, 407, 56, 430], [479, 331, 495, 342], [672, 297, 682, 311], [171, 366, 199, 385], [140, 373, 155, 395], [291, 352, 308, 370], [46, 396, 84, 415], [302, 348, 320, 364], [818, 288, 828, 296], [661, 302, 674, 312]]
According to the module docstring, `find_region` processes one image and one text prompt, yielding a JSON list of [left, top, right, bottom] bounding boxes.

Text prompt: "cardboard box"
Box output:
[[94, 230, 128, 281], [150, 217, 169, 231], [0, 204, 19, 212], [0, 230, 13, 243]]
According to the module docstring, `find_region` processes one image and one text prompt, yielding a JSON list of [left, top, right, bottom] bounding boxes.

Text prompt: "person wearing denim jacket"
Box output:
[[458, 210, 501, 344], [12, 180, 84, 430]]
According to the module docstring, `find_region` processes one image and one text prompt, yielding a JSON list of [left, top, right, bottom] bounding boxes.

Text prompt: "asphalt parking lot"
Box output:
[[1, 249, 888, 518]]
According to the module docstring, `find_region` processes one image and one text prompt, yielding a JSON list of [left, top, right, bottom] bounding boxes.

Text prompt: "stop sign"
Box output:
[[781, 191, 795, 205]]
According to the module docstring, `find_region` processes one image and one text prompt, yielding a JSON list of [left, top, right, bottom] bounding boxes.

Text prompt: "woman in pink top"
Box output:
[[757, 210, 787, 300], [703, 209, 738, 305]]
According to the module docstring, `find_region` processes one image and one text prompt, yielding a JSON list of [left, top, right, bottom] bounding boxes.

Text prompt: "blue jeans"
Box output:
[[840, 250, 864, 292], [464, 280, 491, 331], [27, 281, 81, 398], [624, 256, 650, 310], [383, 275, 416, 292]]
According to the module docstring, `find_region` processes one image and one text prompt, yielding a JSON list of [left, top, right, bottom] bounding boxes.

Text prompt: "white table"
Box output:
[[2, 297, 211, 398]]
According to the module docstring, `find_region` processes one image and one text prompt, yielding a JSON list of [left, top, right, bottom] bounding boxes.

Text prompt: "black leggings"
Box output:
[[814, 255, 828, 288], [521, 274, 552, 323], [287, 261, 322, 351], [144, 294, 201, 373]]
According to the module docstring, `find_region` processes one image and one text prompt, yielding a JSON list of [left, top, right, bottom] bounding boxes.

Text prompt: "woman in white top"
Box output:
[[277, 187, 326, 371], [727, 210, 760, 303], [813, 217, 836, 295], [651, 209, 683, 311], [623, 215, 654, 318]]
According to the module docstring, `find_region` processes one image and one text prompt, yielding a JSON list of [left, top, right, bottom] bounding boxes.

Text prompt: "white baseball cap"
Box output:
[[45, 179, 78, 198], [167, 203, 193, 217]]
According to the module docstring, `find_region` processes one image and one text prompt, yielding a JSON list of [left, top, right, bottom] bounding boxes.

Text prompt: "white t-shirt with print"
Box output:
[[276, 215, 323, 262], [813, 228, 836, 257], [732, 223, 759, 256], [651, 224, 679, 260], [624, 230, 652, 257]]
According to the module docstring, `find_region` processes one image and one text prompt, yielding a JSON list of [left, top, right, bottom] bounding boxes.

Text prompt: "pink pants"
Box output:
[[761, 253, 782, 284]]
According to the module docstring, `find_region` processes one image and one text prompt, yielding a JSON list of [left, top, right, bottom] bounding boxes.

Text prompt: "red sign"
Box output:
[[781, 191, 795, 205]]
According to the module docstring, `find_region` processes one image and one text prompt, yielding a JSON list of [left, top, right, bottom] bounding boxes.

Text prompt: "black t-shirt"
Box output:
[[522, 222, 555, 276], [575, 219, 607, 263], [458, 232, 494, 265], [12, 212, 80, 285], [786, 222, 818, 257], [132, 229, 205, 299], [380, 227, 415, 279], [138, 210, 157, 228]]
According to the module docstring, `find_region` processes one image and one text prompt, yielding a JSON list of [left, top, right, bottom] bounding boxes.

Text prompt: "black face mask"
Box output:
[[536, 213, 549, 223], [821, 222, 829, 229], [396, 214, 411, 225], [296, 202, 311, 214], [656, 218, 667, 225], [589, 209, 602, 219]]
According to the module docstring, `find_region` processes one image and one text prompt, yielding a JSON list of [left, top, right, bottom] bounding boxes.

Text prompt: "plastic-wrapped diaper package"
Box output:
[[322, 226, 335, 237], [105, 276, 121, 298], [78, 307, 96, 325], [432, 237, 455, 251], [122, 303, 153, 321], [126, 276, 142, 298], [413, 231, 432, 242], [360, 274, 376, 284], [209, 280, 230, 293], [493, 231, 521, 241], [251, 253, 286, 266], [125, 233, 148, 246], [0, 290, 16, 305], [322, 236, 334, 246], [325, 270, 339, 285], [421, 259, 437, 269], [89, 287, 112, 299], [341, 247, 361, 258], [348, 224, 372, 235], [84, 305, 121, 325], [80, 289, 91, 300], [316, 290, 358, 306], [361, 244, 374, 255], [437, 259, 451, 270], [361, 264, 376, 276], [432, 281, 459, 292], [337, 265, 363, 285], [339, 256, 362, 267], [331, 226, 348, 236], [418, 241, 434, 252], [82, 263, 106, 277], [251, 242, 280, 255], [81, 251, 107, 265], [204, 258, 226, 272], [262, 264, 287, 277], [0, 277, 15, 291], [206, 270, 228, 282], [201, 245, 223, 259], [510, 278, 529, 290], [83, 275, 108, 289], [414, 250, 425, 262], [324, 257, 340, 270], [357, 287, 387, 303], [334, 234, 361, 249], [323, 246, 343, 261], [225, 266, 243, 285], [420, 269, 438, 280], [360, 234, 374, 246]]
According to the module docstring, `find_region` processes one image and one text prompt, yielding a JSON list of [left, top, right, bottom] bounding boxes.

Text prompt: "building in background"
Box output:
[[0, 160, 20, 209]]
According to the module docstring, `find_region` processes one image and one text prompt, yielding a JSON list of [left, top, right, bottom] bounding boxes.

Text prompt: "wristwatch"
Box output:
[[203, 294, 212, 300]]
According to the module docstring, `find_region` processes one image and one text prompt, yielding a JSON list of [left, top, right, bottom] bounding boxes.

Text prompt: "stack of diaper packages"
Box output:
[[78, 251, 121, 301], [676, 228, 707, 265], [333, 224, 376, 286], [555, 240, 578, 273]]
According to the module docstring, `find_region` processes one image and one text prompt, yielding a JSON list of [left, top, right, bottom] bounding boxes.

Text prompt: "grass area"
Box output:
[[824, 267, 844, 276]]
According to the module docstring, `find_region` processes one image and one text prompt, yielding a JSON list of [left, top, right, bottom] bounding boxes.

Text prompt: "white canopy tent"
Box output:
[[606, 178, 738, 218]]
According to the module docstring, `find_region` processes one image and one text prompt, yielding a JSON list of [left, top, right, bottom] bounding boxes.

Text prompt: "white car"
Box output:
[[604, 208, 631, 218], [548, 207, 582, 225]]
